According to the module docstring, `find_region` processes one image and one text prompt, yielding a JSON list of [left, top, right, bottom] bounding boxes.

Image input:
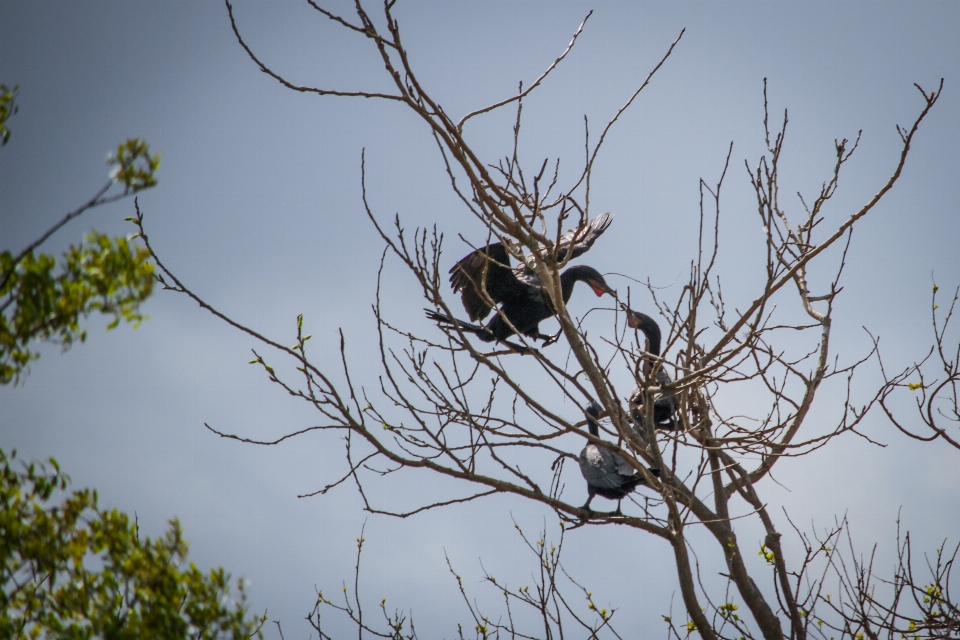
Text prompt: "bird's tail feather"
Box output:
[[425, 310, 495, 341]]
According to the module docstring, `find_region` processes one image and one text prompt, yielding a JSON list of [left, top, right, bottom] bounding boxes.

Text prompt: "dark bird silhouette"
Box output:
[[626, 310, 678, 431], [426, 214, 615, 353], [578, 401, 658, 514]]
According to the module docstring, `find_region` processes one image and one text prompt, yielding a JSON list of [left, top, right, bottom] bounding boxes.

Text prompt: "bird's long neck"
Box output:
[[559, 265, 597, 302], [585, 403, 601, 436], [630, 312, 662, 356]]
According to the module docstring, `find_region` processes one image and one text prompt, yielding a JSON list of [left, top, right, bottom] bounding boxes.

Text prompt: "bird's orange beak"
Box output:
[[591, 281, 614, 297]]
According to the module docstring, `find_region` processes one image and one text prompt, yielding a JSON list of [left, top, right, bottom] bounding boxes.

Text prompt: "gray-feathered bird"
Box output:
[[578, 401, 658, 513]]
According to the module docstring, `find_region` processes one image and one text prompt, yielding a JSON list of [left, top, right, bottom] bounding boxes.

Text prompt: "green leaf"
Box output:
[[1, 231, 155, 385], [0, 446, 264, 638], [0, 83, 19, 147], [106, 138, 161, 193]]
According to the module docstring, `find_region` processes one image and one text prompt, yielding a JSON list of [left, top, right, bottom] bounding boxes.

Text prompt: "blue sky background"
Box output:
[[2, 1, 959, 636]]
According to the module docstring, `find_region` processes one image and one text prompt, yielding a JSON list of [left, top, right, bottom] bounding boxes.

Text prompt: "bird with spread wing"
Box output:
[[426, 213, 615, 353]]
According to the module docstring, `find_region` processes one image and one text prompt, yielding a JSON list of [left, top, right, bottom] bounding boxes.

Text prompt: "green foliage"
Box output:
[[0, 84, 18, 146], [758, 543, 776, 565], [107, 139, 161, 193], [718, 602, 740, 621], [0, 447, 264, 639], [0, 85, 160, 384], [1, 232, 155, 385]]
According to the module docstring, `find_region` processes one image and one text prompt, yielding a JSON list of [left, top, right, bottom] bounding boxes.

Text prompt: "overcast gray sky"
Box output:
[[2, 1, 959, 636]]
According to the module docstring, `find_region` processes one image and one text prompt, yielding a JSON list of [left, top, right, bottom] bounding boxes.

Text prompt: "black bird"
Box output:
[[626, 310, 678, 430], [578, 401, 658, 514], [427, 213, 615, 352]]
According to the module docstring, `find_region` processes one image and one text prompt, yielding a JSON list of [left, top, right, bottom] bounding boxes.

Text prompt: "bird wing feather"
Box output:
[[631, 367, 678, 429], [579, 445, 635, 491], [549, 212, 614, 264], [451, 213, 612, 321], [449, 243, 519, 321], [613, 453, 637, 478]]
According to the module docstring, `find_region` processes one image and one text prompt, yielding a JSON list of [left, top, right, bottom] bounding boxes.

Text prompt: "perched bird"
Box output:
[[626, 310, 678, 430], [578, 401, 658, 513], [426, 214, 615, 353]]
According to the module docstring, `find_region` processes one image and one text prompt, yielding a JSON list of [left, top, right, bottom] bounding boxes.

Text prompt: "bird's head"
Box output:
[[578, 267, 614, 297], [625, 309, 652, 329], [560, 265, 615, 301], [624, 308, 663, 356], [584, 401, 603, 436], [589, 276, 615, 298], [585, 401, 603, 419]]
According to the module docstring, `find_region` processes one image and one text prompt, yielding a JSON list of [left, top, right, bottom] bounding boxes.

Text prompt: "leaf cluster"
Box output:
[[0, 232, 155, 385], [106, 139, 161, 194], [0, 447, 265, 639], [0, 83, 18, 147], [1, 88, 160, 385]]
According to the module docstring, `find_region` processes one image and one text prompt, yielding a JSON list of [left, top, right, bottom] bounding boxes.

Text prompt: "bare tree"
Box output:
[[132, 1, 954, 637], [877, 281, 960, 452]]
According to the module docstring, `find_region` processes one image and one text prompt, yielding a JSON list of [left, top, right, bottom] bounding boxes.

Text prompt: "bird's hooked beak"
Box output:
[[590, 280, 615, 298]]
